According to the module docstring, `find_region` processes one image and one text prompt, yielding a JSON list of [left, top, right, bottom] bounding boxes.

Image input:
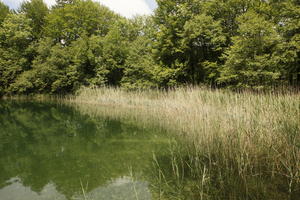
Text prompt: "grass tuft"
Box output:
[[67, 86, 300, 199]]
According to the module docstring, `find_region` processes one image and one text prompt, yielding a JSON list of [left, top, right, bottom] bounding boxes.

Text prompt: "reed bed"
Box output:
[[67, 87, 300, 199]]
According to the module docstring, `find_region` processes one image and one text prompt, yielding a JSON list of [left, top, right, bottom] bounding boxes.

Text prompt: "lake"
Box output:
[[0, 100, 171, 200]]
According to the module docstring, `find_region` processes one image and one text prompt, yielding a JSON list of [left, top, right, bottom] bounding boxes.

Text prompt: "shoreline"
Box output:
[[68, 87, 300, 199], [1, 87, 300, 198]]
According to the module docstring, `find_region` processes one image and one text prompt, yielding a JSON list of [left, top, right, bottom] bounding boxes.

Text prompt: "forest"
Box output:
[[0, 0, 299, 96]]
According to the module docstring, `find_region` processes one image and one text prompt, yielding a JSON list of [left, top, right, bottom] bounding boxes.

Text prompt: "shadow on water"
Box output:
[[0, 100, 171, 200]]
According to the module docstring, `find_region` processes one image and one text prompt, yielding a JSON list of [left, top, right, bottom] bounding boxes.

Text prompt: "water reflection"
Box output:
[[0, 177, 151, 200], [0, 101, 169, 200], [83, 177, 151, 200], [0, 178, 65, 200]]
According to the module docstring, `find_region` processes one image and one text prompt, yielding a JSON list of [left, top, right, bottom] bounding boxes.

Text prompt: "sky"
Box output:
[[2, 0, 157, 18]]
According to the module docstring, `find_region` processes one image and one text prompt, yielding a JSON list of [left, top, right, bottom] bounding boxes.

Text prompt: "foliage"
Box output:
[[276, 1, 300, 84], [181, 13, 226, 84], [44, 0, 117, 44], [121, 16, 160, 89], [218, 11, 282, 88], [20, 0, 49, 39], [0, 0, 300, 96], [0, 13, 33, 95], [0, 1, 10, 25]]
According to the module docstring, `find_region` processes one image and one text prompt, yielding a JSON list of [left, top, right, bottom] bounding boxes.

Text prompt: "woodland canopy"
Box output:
[[0, 0, 299, 95]]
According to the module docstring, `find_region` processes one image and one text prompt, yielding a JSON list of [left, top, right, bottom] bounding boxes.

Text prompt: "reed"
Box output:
[[67, 86, 300, 199]]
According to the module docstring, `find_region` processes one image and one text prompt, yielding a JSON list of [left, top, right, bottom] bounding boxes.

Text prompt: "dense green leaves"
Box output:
[[218, 11, 282, 88], [0, 0, 299, 96], [0, 14, 33, 95], [44, 0, 117, 44], [20, 0, 49, 39], [0, 1, 10, 25], [182, 14, 226, 83]]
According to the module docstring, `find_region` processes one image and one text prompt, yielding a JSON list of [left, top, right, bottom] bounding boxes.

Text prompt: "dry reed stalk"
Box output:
[[66, 86, 300, 198]]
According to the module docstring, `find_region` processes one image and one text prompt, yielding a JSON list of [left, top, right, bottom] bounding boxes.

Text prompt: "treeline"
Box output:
[[0, 0, 299, 95]]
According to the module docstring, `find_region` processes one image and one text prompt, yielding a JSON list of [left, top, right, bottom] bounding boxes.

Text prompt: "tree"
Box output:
[[275, 0, 300, 84], [11, 37, 81, 94], [55, 0, 75, 8], [44, 0, 117, 44], [0, 14, 33, 95], [153, 0, 203, 85], [0, 1, 10, 25], [96, 20, 130, 86], [20, 0, 49, 39], [218, 11, 282, 88], [153, 0, 197, 73], [1, 0, 300, 95], [153, 0, 227, 85], [121, 16, 160, 89], [203, 0, 254, 38], [181, 14, 226, 84]]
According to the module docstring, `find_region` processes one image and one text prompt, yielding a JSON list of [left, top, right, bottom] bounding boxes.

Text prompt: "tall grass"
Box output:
[[68, 86, 300, 199]]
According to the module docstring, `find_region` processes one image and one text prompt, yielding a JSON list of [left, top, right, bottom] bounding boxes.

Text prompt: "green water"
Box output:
[[0, 101, 170, 200]]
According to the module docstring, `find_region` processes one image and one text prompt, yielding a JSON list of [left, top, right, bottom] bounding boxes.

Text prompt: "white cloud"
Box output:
[[99, 0, 152, 18], [43, 0, 56, 7], [3, 0, 153, 18]]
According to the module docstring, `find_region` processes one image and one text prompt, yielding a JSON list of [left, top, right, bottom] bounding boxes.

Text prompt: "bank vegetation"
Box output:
[[68, 87, 300, 199]]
